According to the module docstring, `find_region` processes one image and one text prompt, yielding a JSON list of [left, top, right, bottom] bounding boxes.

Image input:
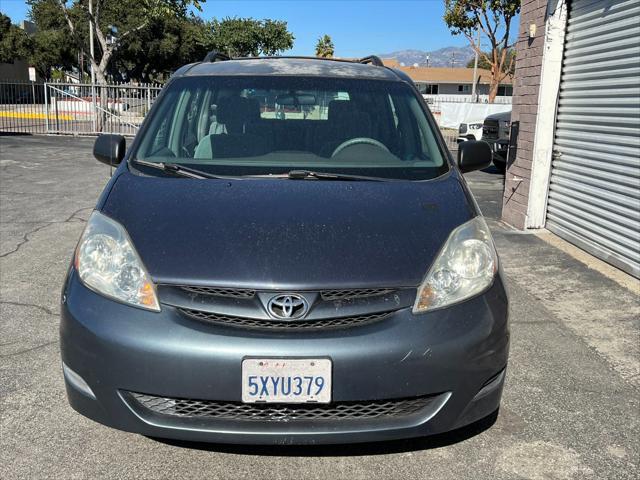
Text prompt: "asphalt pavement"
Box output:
[[1, 135, 638, 479]]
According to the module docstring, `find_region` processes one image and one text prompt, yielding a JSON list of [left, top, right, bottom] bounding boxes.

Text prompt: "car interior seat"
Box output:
[[194, 96, 271, 159]]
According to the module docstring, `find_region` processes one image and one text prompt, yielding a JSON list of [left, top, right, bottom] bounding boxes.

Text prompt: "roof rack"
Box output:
[[203, 51, 231, 63], [358, 55, 384, 67], [200, 53, 387, 68]]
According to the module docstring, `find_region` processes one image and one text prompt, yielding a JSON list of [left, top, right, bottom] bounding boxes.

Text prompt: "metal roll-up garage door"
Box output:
[[546, 0, 640, 278]]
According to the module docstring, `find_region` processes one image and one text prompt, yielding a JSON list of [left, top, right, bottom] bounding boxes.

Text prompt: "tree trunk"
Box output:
[[94, 67, 108, 85], [488, 69, 501, 103], [89, 54, 110, 132]]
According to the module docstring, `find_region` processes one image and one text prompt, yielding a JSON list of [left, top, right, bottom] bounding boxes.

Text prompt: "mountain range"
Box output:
[[377, 46, 476, 68]]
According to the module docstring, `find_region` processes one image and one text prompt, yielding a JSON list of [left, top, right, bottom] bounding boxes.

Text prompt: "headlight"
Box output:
[[470, 123, 483, 129], [413, 217, 498, 313], [74, 211, 160, 311]]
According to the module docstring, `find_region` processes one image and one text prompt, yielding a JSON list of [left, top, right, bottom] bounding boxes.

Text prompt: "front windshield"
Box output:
[[133, 75, 449, 180]]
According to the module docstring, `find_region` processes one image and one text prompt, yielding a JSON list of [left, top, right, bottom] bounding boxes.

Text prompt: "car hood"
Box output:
[[100, 171, 476, 289], [485, 111, 511, 122]]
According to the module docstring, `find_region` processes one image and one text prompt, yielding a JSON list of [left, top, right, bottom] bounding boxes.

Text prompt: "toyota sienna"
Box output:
[[60, 54, 509, 445]]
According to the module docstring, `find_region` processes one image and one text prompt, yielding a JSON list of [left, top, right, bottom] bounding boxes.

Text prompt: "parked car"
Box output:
[[60, 54, 509, 445], [482, 110, 512, 172], [457, 119, 484, 143]]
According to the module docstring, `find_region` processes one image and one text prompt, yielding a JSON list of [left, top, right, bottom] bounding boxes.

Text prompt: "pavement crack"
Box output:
[[0, 340, 57, 358], [512, 320, 555, 325], [0, 300, 59, 316], [0, 206, 91, 259], [0, 222, 52, 258]]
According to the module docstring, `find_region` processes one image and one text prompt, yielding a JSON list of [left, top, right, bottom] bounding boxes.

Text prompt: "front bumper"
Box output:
[[60, 271, 509, 445]]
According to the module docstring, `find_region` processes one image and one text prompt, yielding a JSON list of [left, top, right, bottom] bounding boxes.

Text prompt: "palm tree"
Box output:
[[315, 35, 335, 58]]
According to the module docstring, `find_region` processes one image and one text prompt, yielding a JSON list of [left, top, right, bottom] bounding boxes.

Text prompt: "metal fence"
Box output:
[[0, 80, 462, 152], [422, 94, 513, 105], [439, 128, 459, 152], [0, 80, 162, 136], [0, 81, 47, 134]]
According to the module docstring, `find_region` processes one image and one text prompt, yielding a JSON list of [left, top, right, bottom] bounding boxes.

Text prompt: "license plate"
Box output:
[[241, 358, 332, 403]]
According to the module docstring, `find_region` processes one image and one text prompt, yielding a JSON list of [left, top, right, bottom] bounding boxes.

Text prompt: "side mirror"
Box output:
[[93, 134, 126, 166], [457, 140, 492, 173]]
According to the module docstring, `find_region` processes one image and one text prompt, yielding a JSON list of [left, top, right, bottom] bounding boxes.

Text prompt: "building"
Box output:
[[502, 0, 640, 278], [382, 60, 513, 99], [402, 66, 512, 97]]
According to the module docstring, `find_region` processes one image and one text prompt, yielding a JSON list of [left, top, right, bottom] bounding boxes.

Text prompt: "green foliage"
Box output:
[[22, 2, 294, 80], [466, 48, 515, 75], [115, 15, 212, 81], [0, 13, 33, 64], [25, 0, 205, 82], [207, 17, 294, 57], [443, 0, 520, 101], [25, 0, 77, 79], [444, 0, 520, 35], [315, 34, 334, 58]]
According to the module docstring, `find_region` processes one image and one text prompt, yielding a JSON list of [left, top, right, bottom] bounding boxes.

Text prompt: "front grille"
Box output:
[[320, 288, 396, 301], [179, 286, 256, 299], [178, 308, 392, 330], [177, 286, 395, 302], [128, 392, 434, 422], [483, 120, 499, 139]]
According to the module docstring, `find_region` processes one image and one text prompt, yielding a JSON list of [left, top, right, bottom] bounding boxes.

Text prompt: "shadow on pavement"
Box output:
[[149, 409, 499, 457], [481, 165, 505, 175]]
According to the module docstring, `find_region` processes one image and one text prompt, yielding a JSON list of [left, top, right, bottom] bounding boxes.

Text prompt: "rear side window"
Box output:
[[242, 89, 350, 121], [135, 75, 448, 181]]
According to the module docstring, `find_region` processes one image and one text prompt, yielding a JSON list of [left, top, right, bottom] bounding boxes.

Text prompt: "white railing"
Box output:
[[423, 94, 512, 130], [0, 80, 471, 153], [422, 94, 513, 106], [0, 80, 163, 136]]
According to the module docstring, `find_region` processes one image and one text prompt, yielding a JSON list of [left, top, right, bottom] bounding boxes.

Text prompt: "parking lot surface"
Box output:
[[1, 135, 638, 479]]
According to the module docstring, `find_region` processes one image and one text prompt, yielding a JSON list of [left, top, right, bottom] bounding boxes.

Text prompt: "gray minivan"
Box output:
[[60, 54, 509, 445]]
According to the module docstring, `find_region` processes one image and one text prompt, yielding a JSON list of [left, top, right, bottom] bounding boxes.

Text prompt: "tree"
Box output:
[[27, 0, 77, 80], [0, 13, 32, 64], [466, 47, 516, 76], [115, 15, 212, 82], [444, 0, 520, 102], [208, 17, 294, 57], [32, 0, 205, 84], [315, 34, 334, 58], [27, 0, 211, 82]]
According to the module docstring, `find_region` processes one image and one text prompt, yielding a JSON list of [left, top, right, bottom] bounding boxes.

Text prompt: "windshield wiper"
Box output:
[[131, 159, 237, 180], [287, 170, 388, 182], [131, 161, 389, 182]]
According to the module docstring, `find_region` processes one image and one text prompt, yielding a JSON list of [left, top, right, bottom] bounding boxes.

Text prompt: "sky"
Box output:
[[0, 0, 513, 57]]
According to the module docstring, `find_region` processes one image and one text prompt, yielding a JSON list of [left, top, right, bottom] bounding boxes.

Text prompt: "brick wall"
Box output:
[[501, 0, 548, 229]]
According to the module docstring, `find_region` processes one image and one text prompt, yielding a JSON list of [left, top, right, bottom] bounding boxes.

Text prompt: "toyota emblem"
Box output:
[[267, 294, 308, 320]]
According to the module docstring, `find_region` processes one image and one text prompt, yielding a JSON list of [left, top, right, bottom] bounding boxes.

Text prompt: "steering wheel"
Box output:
[[331, 137, 389, 157]]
